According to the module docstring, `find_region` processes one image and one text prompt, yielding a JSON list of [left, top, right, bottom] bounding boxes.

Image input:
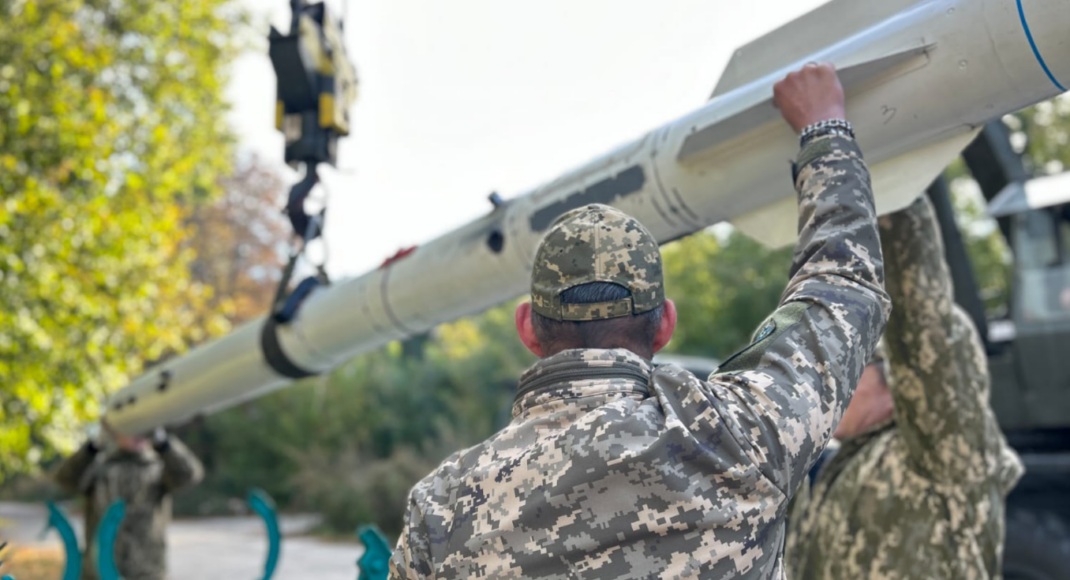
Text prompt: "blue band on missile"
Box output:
[[1016, 0, 1067, 92]]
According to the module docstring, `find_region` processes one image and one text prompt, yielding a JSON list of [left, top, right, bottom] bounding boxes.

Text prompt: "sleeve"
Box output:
[[53, 442, 99, 493], [703, 134, 891, 495], [878, 194, 992, 482], [389, 493, 434, 580], [156, 435, 205, 492]]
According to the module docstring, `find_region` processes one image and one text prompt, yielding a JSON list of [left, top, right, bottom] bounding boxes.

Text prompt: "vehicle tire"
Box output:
[[1004, 508, 1070, 580]]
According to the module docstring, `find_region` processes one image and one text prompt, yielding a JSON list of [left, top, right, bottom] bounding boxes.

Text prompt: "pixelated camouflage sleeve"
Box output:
[[879, 195, 991, 482], [158, 435, 204, 491], [710, 134, 889, 494], [54, 441, 98, 493], [390, 489, 436, 580]]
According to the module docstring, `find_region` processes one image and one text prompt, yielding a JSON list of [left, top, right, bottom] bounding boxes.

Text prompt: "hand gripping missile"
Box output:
[[104, 0, 1068, 434]]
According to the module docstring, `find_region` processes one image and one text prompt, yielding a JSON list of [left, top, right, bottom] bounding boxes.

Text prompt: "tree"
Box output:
[[185, 155, 290, 325], [1013, 95, 1070, 175], [0, 0, 245, 479], [661, 228, 793, 359]]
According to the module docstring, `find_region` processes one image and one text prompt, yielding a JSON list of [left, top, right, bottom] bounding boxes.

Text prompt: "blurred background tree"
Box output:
[[0, 0, 246, 480], [185, 155, 289, 325]]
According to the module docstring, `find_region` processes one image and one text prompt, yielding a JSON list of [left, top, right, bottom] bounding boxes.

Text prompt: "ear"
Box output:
[[652, 299, 677, 354], [515, 302, 544, 357]]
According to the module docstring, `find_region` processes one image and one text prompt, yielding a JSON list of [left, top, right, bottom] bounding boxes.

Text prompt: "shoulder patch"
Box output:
[[714, 301, 810, 375], [754, 321, 776, 343]]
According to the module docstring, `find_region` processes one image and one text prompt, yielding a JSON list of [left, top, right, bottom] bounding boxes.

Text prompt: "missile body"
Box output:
[[106, 0, 1068, 434]]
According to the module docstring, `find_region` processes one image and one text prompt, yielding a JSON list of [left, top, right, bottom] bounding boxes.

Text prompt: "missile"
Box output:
[[104, 0, 1068, 434]]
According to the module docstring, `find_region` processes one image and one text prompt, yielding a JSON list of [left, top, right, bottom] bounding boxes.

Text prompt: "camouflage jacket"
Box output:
[[785, 195, 1024, 580], [389, 135, 890, 580], [54, 435, 203, 580]]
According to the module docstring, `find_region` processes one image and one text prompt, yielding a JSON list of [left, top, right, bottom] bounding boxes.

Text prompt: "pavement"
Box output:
[[0, 502, 364, 580]]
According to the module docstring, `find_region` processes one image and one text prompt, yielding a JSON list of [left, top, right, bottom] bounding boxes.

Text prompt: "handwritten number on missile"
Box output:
[[881, 105, 897, 125]]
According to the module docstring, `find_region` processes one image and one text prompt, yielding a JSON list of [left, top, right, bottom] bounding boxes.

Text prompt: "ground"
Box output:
[[0, 502, 363, 580]]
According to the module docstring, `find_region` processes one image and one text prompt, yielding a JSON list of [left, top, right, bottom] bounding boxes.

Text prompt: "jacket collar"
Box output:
[[512, 348, 653, 418]]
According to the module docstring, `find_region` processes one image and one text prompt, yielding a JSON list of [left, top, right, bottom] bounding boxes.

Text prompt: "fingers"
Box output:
[[772, 62, 847, 133]]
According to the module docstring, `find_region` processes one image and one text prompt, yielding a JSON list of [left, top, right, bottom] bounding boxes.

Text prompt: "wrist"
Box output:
[[800, 119, 854, 147], [795, 105, 847, 133]]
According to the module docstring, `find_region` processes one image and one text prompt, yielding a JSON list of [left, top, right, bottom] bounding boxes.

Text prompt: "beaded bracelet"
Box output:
[[800, 119, 854, 147]]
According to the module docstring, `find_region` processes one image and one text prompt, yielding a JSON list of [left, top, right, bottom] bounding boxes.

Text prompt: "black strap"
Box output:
[[260, 317, 317, 379], [285, 163, 320, 239], [261, 160, 330, 380]]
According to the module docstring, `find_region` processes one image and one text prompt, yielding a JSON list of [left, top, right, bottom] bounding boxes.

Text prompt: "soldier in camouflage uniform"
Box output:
[[55, 422, 203, 580], [785, 195, 1025, 580], [390, 63, 891, 579]]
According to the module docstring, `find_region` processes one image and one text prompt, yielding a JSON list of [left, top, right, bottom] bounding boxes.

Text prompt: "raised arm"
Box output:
[[696, 65, 889, 495], [706, 132, 889, 494], [879, 194, 991, 482], [54, 441, 99, 493], [390, 487, 435, 580], [156, 432, 204, 492]]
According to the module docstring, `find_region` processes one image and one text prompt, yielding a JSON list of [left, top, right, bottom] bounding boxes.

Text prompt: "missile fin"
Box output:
[[730, 127, 981, 247], [681, 42, 934, 163], [710, 0, 932, 99]]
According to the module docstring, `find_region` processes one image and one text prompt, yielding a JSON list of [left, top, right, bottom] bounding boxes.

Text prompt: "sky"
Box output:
[[227, 0, 827, 277]]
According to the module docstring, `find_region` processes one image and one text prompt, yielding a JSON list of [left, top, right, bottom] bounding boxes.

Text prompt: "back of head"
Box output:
[[529, 204, 665, 357]]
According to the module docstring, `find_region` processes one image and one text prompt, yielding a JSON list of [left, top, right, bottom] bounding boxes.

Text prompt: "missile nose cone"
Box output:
[[1014, 0, 1069, 92]]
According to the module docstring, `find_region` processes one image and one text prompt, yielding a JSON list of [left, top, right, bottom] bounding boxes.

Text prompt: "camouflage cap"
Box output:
[[531, 204, 664, 321]]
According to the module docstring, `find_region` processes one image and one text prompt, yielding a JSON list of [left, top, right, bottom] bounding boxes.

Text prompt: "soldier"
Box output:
[[785, 195, 1025, 579], [54, 421, 203, 580], [389, 63, 890, 580]]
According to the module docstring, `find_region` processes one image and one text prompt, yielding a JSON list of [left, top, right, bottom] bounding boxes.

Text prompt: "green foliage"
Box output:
[[662, 228, 793, 359], [1012, 96, 1070, 176], [0, 0, 245, 479]]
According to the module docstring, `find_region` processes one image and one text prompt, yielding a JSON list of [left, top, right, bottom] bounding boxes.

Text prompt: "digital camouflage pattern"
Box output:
[[390, 134, 890, 580], [54, 436, 203, 580], [786, 195, 1024, 580], [530, 204, 664, 321]]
